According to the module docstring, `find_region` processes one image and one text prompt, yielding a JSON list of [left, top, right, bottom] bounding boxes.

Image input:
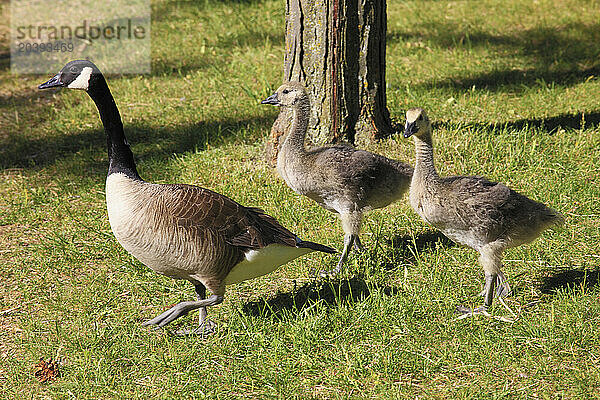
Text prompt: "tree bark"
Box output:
[[266, 0, 394, 166]]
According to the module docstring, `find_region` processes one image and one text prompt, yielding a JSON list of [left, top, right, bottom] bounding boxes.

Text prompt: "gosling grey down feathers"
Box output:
[[404, 108, 563, 315], [39, 60, 335, 335], [262, 82, 413, 274]]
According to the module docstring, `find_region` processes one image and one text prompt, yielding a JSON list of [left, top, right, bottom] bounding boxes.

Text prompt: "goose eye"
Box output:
[[70, 67, 78, 73], [282, 89, 289, 94]]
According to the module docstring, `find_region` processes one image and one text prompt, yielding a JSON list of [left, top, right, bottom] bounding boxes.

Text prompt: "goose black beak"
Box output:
[[38, 74, 64, 89], [404, 122, 417, 138], [261, 93, 280, 106]]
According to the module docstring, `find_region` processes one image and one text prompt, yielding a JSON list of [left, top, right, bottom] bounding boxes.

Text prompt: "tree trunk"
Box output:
[[266, 0, 394, 166]]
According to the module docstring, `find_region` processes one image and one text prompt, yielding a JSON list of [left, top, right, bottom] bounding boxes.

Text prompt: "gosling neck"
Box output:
[[281, 98, 310, 156], [87, 77, 141, 181], [413, 128, 439, 181]]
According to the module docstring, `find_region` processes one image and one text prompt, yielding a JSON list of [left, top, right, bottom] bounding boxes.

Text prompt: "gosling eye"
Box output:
[[282, 89, 289, 94], [418, 115, 423, 121]]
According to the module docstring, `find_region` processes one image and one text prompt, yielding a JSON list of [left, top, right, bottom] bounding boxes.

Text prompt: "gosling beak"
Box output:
[[38, 74, 63, 89], [404, 122, 417, 138], [261, 92, 280, 106]]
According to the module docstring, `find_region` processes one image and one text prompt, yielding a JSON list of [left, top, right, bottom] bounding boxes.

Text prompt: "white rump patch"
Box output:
[[224, 244, 312, 285], [68, 67, 93, 90]]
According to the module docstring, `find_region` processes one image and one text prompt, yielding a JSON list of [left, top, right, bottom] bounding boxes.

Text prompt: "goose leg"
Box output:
[[143, 293, 224, 330], [176, 283, 218, 336]]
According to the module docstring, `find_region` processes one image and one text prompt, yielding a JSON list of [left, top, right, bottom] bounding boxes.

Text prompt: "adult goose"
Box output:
[[39, 60, 336, 335], [262, 82, 413, 274], [404, 108, 563, 316]]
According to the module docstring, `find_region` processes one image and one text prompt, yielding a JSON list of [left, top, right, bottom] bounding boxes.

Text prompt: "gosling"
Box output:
[[404, 108, 563, 315], [262, 82, 413, 274], [39, 60, 336, 335]]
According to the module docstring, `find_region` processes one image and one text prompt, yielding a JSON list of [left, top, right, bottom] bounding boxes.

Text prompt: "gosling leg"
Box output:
[[493, 270, 511, 298], [333, 233, 355, 275], [324, 211, 362, 276], [456, 273, 496, 315], [353, 236, 365, 252]]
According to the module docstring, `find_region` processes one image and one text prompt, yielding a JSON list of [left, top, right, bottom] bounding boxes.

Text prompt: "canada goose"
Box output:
[[404, 108, 563, 316], [39, 60, 336, 335], [261, 82, 413, 274]]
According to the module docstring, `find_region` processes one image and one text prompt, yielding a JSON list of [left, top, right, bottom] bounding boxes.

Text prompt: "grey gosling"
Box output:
[[262, 82, 413, 274], [404, 108, 563, 316], [39, 61, 336, 335]]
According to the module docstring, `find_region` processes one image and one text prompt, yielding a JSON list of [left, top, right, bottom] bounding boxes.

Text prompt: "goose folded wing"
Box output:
[[161, 184, 298, 251]]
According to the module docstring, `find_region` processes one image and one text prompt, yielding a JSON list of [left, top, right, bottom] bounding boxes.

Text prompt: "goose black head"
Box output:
[[261, 82, 308, 108], [404, 108, 431, 138], [39, 60, 102, 91]]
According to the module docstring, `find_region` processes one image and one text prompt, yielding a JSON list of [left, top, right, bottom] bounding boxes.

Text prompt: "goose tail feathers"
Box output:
[[296, 239, 337, 254]]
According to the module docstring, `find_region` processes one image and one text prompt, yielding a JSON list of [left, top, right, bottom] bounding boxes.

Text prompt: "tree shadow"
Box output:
[[151, 0, 267, 23], [538, 268, 600, 295], [242, 276, 399, 320], [0, 51, 9, 72], [390, 22, 600, 92], [149, 29, 284, 77], [383, 230, 455, 268], [0, 115, 274, 171], [149, 1, 284, 77], [434, 111, 600, 135]]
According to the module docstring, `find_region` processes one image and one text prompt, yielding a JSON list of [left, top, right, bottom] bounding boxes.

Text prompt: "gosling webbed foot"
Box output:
[[316, 262, 342, 278], [455, 305, 490, 317], [454, 303, 516, 323]]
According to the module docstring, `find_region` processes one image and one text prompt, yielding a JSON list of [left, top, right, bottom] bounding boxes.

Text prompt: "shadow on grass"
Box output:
[[149, 28, 284, 77], [0, 115, 274, 171], [383, 230, 455, 268], [0, 51, 9, 72], [242, 276, 399, 319], [434, 111, 600, 135], [423, 67, 600, 93], [538, 268, 600, 295], [391, 22, 600, 91], [149, 1, 284, 77], [151, 0, 268, 23]]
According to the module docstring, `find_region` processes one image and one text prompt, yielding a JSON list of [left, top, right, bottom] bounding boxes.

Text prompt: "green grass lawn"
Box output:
[[1, 0, 600, 398]]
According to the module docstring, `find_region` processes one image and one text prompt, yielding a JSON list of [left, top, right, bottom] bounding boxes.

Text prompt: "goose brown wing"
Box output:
[[160, 184, 298, 251]]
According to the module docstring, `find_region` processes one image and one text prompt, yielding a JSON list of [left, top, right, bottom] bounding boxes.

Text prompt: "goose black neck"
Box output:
[[87, 77, 141, 181]]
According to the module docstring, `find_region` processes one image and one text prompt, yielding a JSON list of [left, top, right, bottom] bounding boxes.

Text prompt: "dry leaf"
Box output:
[[33, 358, 60, 383]]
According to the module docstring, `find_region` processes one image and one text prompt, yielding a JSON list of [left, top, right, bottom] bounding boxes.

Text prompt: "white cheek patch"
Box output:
[[67, 66, 93, 90]]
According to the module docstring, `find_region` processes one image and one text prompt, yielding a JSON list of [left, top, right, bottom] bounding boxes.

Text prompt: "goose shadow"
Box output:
[[383, 230, 455, 268], [242, 276, 399, 319], [538, 268, 600, 295]]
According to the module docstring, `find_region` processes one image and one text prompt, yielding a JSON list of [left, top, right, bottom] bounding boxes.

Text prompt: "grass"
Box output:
[[1, 0, 600, 398]]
